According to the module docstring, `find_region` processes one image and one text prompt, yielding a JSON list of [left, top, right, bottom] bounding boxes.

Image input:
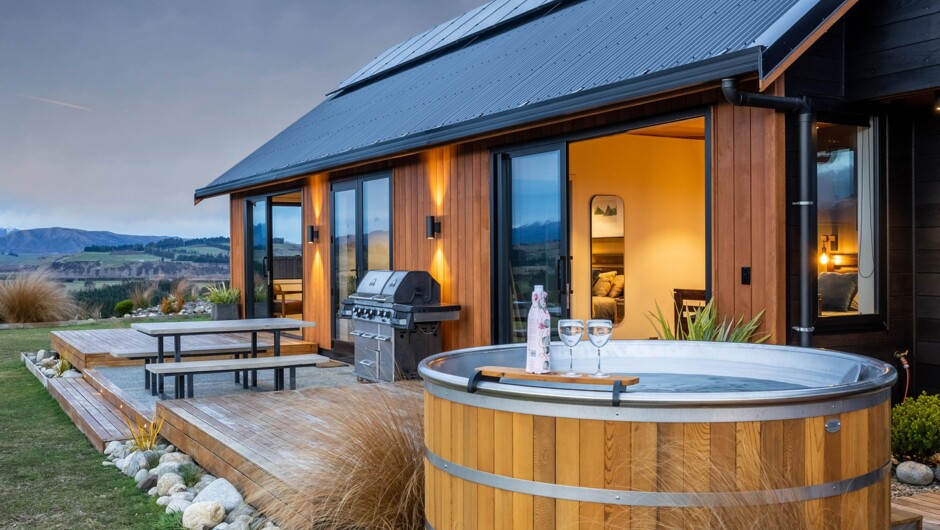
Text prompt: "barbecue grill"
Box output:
[[338, 270, 460, 382]]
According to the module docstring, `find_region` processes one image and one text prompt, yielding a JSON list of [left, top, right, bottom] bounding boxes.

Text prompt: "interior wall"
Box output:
[[569, 133, 706, 339]]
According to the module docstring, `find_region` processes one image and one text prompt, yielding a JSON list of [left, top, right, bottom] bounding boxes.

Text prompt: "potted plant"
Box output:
[[206, 284, 241, 320], [253, 285, 268, 317]]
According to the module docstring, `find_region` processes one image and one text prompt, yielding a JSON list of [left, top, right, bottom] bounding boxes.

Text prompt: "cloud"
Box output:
[[16, 94, 95, 112]]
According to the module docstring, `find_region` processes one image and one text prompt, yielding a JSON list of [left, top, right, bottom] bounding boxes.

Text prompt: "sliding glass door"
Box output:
[[245, 190, 303, 320], [331, 174, 392, 354], [494, 145, 569, 343]]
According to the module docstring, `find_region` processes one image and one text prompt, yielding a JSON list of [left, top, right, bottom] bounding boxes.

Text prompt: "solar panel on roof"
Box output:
[[336, 0, 560, 91]]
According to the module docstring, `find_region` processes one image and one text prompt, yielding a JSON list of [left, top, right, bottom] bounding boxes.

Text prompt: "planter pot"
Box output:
[[254, 302, 268, 318], [211, 303, 240, 321]]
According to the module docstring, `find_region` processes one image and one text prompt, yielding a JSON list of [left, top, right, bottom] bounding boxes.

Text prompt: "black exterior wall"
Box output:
[[914, 112, 940, 395]]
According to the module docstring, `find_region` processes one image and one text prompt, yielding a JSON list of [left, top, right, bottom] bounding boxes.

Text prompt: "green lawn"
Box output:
[[59, 251, 162, 265], [0, 322, 165, 529]]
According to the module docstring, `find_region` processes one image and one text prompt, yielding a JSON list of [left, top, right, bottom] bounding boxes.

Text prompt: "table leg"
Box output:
[[251, 332, 258, 388], [187, 374, 194, 398], [290, 367, 296, 390], [234, 352, 240, 383], [274, 330, 282, 390], [156, 337, 165, 396], [144, 358, 150, 390], [174, 335, 183, 400]]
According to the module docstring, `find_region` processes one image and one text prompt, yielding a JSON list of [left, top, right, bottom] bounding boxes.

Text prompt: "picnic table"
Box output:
[[132, 318, 316, 398]]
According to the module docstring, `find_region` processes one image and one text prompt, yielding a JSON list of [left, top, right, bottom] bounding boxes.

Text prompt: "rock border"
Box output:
[[104, 439, 283, 530]]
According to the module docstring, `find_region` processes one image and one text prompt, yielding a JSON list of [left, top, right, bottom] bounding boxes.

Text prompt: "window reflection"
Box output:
[[590, 195, 625, 324]]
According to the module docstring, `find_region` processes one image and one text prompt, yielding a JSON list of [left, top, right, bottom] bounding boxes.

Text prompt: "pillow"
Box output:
[[607, 275, 625, 298], [818, 272, 858, 312], [592, 271, 617, 297]]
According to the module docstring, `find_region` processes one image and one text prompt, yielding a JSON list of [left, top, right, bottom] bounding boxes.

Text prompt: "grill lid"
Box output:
[[350, 270, 440, 305]]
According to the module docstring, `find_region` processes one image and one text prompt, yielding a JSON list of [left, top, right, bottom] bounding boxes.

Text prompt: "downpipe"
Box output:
[[721, 78, 816, 348]]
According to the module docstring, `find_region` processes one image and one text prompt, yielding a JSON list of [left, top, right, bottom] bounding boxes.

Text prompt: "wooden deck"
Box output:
[[894, 493, 940, 530], [157, 383, 418, 519], [52, 328, 316, 370], [48, 377, 131, 452]]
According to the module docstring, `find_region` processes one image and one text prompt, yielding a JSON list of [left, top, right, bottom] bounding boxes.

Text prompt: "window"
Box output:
[[816, 120, 879, 321]]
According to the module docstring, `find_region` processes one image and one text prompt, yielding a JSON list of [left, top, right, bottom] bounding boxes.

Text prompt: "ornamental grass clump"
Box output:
[[129, 281, 155, 309], [0, 271, 78, 323], [251, 385, 424, 530], [206, 283, 240, 305], [891, 392, 940, 462], [122, 413, 165, 451], [647, 298, 770, 343]]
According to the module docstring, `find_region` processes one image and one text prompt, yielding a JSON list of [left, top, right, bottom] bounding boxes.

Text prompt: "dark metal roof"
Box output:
[[196, 0, 848, 199]]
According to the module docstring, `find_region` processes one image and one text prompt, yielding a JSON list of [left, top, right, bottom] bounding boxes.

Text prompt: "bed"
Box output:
[[591, 269, 624, 322], [818, 271, 860, 317]]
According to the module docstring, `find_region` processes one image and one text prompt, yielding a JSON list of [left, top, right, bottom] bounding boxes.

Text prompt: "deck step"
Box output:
[[892, 504, 926, 530], [48, 376, 131, 452]]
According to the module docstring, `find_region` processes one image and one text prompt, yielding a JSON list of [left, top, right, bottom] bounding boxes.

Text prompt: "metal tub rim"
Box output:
[[418, 341, 897, 408]]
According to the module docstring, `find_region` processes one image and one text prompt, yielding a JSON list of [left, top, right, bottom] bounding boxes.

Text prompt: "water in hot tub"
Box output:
[[624, 373, 808, 393]]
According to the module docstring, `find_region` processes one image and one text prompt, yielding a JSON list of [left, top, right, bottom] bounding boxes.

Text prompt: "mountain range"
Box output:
[[0, 227, 168, 254]]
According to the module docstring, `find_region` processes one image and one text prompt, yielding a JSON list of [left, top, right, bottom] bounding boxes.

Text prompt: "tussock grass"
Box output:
[[122, 412, 165, 451], [129, 282, 155, 309], [251, 385, 424, 530], [0, 271, 77, 323]]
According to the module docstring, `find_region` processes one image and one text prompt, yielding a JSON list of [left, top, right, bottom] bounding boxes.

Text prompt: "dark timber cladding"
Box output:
[[845, 0, 940, 101], [915, 112, 940, 395]]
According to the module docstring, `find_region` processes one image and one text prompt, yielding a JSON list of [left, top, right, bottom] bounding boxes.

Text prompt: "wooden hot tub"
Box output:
[[418, 341, 896, 529]]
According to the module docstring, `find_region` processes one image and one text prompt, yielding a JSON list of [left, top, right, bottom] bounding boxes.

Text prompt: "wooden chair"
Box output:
[[673, 289, 707, 334], [272, 279, 303, 318]]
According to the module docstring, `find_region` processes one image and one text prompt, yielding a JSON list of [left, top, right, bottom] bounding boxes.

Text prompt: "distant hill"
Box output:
[[0, 227, 17, 238], [0, 227, 168, 254]]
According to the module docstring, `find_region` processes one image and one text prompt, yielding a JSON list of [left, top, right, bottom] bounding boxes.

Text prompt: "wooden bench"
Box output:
[[146, 353, 329, 399], [111, 342, 272, 391]]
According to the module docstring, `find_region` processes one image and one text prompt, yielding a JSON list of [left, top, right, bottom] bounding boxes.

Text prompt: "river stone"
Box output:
[[134, 468, 149, 483], [148, 487, 158, 497], [160, 452, 192, 465], [168, 483, 189, 495], [154, 462, 181, 477], [194, 475, 216, 494], [897, 461, 935, 485], [192, 478, 243, 512], [138, 473, 158, 491], [35, 350, 49, 362], [123, 451, 146, 477], [182, 501, 225, 530], [225, 503, 255, 523], [104, 441, 122, 455], [156, 496, 171, 507], [935, 467, 940, 482], [214, 524, 229, 530], [157, 473, 185, 496], [113, 458, 125, 470], [227, 515, 252, 530], [172, 491, 195, 502], [166, 498, 192, 514], [102, 461, 115, 467]]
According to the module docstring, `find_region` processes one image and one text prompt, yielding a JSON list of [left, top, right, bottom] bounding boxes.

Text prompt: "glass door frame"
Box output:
[[244, 187, 304, 319], [489, 108, 714, 343], [330, 172, 393, 354], [491, 142, 570, 344]]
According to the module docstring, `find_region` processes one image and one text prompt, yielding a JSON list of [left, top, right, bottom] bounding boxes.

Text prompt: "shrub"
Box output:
[[171, 278, 191, 312], [114, 299, 134, 315], [892, 392, 940, 461], [0, 271, 78, 323], [253, 386, 424, 530], [647, 298, 770, 343], [178, 463, 205, 487], [206, 284, 240, 305]]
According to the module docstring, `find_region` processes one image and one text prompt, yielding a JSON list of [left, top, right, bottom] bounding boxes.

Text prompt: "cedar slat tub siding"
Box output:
[[420, 342, 895, 529]]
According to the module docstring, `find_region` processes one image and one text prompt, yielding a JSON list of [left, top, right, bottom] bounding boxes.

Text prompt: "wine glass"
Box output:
[[586, 319, 613, 378], [557, 319, 584, 377]]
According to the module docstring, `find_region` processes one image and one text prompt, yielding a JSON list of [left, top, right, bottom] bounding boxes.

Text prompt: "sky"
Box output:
[[0, 0, 481, 238]]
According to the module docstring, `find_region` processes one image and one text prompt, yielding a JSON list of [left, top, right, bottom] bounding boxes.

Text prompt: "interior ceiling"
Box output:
[[627, 116, 706, 140], [272, 191, 302, 204]]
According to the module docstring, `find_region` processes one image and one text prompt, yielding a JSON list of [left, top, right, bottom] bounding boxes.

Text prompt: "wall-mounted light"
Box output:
[[426, 215, 441, 239], [307, 225, 319, 244], [935, 91, 940, 113], [819, 235, 837, 266]]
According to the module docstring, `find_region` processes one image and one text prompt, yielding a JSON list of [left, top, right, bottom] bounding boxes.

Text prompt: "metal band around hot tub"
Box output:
[[425, 449, 890, 507], [424, 381, 890, 423]]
